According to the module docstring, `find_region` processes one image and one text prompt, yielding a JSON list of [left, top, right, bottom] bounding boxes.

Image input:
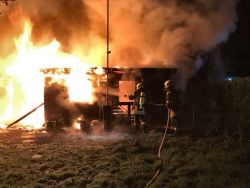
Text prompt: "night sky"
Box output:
[[222, 0, 250, 76]]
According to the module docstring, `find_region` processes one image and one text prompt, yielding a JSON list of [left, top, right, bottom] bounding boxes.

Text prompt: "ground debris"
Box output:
[[31, 154, 43, 161]]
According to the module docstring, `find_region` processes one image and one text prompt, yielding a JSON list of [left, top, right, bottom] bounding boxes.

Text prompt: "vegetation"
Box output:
[[182, 76, 250, 144], [0, 128, 249, 187], [228, 77, 250, 142]]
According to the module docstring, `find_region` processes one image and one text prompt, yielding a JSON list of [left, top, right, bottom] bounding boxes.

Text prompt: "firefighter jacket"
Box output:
[[165, 86, 180, 112], [133, 88, 146, 115]]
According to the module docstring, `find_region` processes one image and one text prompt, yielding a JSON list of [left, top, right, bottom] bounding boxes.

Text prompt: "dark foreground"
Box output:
[[0, 127, 249, 188]]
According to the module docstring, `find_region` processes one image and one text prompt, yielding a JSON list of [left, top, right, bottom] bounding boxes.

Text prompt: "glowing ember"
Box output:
[[74, 122, 81, 130], [73, 116, 85, 130]]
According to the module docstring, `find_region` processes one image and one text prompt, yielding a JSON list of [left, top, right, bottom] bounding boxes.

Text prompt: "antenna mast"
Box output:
[[106, 0, 110, 105]]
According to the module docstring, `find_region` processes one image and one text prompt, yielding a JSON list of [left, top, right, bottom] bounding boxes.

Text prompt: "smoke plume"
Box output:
[[0, 0, 238, 88], [106, 0, 238, 87]]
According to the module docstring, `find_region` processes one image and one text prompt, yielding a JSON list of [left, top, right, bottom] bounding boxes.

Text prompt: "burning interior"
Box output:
[[41, 67, 175, 132], [42, 67, 119, 131]]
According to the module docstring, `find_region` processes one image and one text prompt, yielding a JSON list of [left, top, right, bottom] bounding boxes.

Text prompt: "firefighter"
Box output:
[[164, 80, 181, 134], [130, 81, 147, 132]]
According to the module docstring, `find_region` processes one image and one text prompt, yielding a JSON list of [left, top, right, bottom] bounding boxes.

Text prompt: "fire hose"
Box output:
[[146, 101, 166, 107], [7, 102, 44, 128], [144, 108, 171, 188]]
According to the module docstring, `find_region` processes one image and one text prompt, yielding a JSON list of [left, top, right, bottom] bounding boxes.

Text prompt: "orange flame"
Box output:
[[0, 20, 105, 129]]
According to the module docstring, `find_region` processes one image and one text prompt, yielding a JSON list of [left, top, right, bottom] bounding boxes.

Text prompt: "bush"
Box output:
[[228, 77, 250, 142]]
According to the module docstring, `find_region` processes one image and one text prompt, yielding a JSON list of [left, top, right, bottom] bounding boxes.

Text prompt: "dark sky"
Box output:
[[222, 0, 250, 76]]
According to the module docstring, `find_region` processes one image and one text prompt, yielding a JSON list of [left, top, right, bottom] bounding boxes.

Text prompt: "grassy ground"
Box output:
[[0, 128, 249, 188]]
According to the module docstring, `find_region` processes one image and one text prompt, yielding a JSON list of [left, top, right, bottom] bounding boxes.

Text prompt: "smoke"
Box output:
[[0, 0, 238, 88], [105, 0, 238, 88], [0, 0, 106, 60]]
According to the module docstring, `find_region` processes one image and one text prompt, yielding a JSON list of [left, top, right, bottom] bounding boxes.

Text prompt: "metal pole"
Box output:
[[103, 0, 112, 132], [7, 103, 44, 128], [106, 0, 110, 106]]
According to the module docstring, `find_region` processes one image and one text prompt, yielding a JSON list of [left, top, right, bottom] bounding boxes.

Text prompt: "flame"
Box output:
[[0, 20, 105, 129], [73, 116, 85, 130], [66, 68, 95, 103], [74, 121, 81, 130], [0, 82, 14, 120], [94, 67, 105, 75]]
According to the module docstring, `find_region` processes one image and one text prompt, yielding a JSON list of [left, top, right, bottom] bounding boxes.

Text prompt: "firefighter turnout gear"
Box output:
[[164, 80, 181, 134], [136, 82, 144, 90], [137, 91, 146, 112], [131, 82, 147, 132]]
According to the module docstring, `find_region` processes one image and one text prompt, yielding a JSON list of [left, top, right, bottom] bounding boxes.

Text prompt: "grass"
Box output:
[[0, 129, 249, 187]]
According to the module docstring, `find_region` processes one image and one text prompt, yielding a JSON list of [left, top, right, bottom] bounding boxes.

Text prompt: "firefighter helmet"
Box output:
[[136, 82, 144, 90], [164, 80, 172, 89]]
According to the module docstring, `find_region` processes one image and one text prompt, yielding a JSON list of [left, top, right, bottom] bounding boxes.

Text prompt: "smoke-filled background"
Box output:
[[0, 0, 238, 88]]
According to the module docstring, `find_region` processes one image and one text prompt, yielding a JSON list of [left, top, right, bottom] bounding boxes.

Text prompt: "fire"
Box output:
[[74, 121, 81, 130], [0, 20, 104, 129], [66, 68, 95, 104], [0, 81, 14, 129]]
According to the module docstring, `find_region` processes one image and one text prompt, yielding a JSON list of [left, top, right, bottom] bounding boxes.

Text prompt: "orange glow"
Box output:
[[0, 20, 105, 129], [66, 67, 95, 103], [74, 121, 82, 130]]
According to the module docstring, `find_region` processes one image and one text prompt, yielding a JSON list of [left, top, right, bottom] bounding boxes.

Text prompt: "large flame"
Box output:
[[0, 20, 104, 129]]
